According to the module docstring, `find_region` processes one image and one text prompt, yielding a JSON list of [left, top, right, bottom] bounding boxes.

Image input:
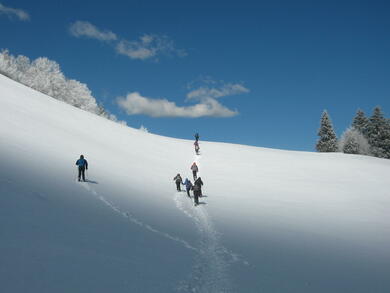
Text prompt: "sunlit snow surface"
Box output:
[[0, 74, 390, 292]]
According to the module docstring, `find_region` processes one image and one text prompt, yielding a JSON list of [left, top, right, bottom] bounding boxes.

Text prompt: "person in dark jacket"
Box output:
[[190, 162, 198, 180], [194, 177, 203, 198], [194, 133, 200, 142], [182, 178, 193, 197], [173, 173, 183, 191], [75, 155, 88, 182], [193, 177, 203, 206]]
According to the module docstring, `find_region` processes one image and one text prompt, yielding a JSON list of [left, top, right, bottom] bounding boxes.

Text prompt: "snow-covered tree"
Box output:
[[23, 57, 66, 99], [0, 50, 16, 79], [139, 125, 149, 133], [352, 109, 369, 136], [338, 127, 371, 155], [64, 79, 99, 113], [0, 49, 117, 121], [316, 110, 338, 152], [365, 107, 390, 158]]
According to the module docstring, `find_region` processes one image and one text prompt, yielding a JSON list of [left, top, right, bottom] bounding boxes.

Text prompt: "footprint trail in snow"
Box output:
[[77, 153, 247, 293], [175, 154, 244, 293], [78, 181, 199, 252]]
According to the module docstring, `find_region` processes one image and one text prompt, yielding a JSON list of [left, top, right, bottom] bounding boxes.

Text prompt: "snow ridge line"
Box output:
[[78, 182, 199, 252]]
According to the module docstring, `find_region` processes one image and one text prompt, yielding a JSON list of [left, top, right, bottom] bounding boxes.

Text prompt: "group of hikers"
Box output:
[[75, 133, 205, 206], [173, 133, 204, 206]]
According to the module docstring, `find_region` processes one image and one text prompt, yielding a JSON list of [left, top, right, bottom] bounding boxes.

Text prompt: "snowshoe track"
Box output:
[[79, 180, 199, 252], [174, 192, 232, 293], [175, 154, 234, 293]]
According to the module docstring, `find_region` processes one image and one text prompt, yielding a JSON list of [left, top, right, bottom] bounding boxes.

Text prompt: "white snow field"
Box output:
[[0, 73, 390, 293]]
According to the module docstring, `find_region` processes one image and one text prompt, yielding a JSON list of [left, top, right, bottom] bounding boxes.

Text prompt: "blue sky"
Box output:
[[1, 0, 390, 151]]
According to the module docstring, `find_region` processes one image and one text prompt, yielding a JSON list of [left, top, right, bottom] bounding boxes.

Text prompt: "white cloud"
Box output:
[[0, 3, 30, 21], [116, 40, 156, 60], [116, 34, 186, 60], [69, 21, 117, 41], [117, 92, 237, 118], [69, 21, 186, 61], [117, 80, 249, 118], [187, 83, 249, 100]]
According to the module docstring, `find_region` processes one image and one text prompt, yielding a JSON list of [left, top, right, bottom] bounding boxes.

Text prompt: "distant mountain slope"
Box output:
[[0, 74, 389, 293]]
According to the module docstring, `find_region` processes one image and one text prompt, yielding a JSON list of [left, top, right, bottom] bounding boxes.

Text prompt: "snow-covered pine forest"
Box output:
[[317, 108, 390, 159]]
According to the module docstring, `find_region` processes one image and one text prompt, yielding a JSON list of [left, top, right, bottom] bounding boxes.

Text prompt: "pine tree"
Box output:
[[342, 134, 359, 154], [365, 106, 390, 158], [352, 109, 369, 136], [316, 110, 338, 152]]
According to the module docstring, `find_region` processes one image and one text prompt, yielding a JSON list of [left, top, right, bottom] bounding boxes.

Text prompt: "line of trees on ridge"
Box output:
[[317, 107, 390, 159], [0, 49, 118, 122]]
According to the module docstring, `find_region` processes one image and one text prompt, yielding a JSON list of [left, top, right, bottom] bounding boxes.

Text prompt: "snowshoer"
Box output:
[[190, 162, 198, 180], [193, 186, 200, 206], [182, 178, 193, 197], [173, 174, 183, 191], [194, 141, 200, 155], [194, 133, 200, 142], [194, 177, 203, 198], [193, 177, 203, 206], [76, 155, 88, 182]]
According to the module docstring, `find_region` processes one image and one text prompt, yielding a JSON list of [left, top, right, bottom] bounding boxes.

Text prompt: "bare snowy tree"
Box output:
[[0, 49, 117, 121], [139, 125, 149, 133], [338, 127, 371, 155]]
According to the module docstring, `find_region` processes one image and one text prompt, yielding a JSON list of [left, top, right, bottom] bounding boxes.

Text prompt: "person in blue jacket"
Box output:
[[182, 178, 193, 197], [76, 155, 88, 182]]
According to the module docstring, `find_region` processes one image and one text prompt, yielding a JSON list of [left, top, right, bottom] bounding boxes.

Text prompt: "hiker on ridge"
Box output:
[[190, 162, 198, 180], [173, 173, 183, 191], [194, 140, 200, 155], [76, 155, 88, 182]]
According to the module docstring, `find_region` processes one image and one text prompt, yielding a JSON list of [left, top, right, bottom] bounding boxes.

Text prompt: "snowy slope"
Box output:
[[0, 73, 390, 293]]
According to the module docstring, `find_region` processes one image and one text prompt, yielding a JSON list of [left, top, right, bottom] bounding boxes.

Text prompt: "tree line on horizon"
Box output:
[[317, 107, 390, 159], [0, 49, 118, 122]]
